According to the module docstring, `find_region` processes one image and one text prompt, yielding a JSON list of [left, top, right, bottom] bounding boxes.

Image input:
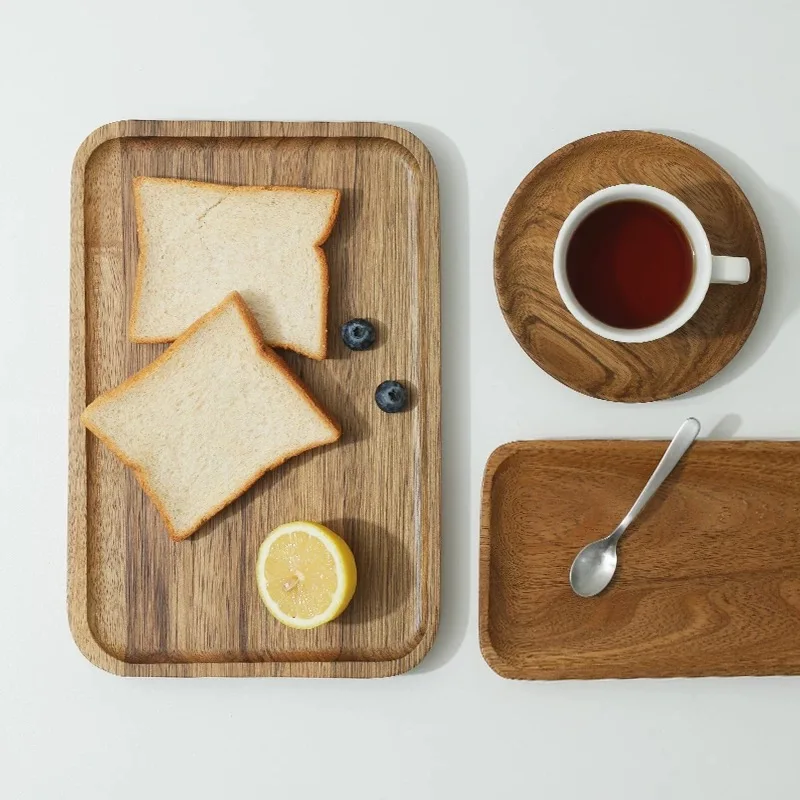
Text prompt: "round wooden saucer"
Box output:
[[494, 131, 766, 402]]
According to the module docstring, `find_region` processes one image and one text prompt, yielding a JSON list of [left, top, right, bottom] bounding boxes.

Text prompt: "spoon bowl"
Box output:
[[569, 531, 621, 598], [569, 418, 701, 598]]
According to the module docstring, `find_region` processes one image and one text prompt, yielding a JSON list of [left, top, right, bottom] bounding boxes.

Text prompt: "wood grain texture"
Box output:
[[494, 131, 767, 402], [69, 120, 440, 677], [480, 440, 800, 680]]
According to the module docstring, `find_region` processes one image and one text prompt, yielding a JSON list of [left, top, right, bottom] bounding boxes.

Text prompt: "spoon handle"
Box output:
[[613, 418, 701, 541]]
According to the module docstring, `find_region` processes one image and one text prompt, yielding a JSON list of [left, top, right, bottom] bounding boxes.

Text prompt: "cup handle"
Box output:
[[711, 255, 750, 284]]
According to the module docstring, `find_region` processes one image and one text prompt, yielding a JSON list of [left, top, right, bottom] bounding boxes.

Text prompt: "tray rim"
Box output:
[[479, 441, 530, 679], [479, 438, 800, 680], [68, 119, 441, 678]]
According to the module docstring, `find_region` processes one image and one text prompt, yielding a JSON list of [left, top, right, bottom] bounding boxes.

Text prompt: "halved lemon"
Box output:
[[256, 521, 357, 629]]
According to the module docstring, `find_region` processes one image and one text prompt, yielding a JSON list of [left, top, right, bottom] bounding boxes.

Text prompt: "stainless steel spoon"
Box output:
[[569, 417, 701, 598]]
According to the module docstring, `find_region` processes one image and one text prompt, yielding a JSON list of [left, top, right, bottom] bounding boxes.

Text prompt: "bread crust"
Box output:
[[82, 292, 342, 541], [129, 177, 341, 360]]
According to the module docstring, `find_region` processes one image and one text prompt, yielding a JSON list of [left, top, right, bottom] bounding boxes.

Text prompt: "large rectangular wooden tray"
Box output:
[[480, 439, 800, 680], [69, 120, 440, 677]]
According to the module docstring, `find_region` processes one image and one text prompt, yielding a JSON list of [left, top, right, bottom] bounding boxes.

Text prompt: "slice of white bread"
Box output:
[[82, 292, 341, 541], [130, 177, 340, 360]]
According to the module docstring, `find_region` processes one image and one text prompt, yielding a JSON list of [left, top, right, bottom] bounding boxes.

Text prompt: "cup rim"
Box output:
[[553, 184, 712, 343]]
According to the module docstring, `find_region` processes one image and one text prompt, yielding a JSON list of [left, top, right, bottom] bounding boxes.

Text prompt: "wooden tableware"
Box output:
[[481, 439, 800, 679], [494, 131, 767, 402], [69, 120, 440, 677]]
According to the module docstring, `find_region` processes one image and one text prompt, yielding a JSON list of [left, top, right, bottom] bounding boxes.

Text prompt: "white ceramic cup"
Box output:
[[553, 184, 750, 343]]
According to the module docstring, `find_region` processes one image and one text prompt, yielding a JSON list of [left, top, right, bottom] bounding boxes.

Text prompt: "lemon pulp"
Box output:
[[256, 521, 357, 629]]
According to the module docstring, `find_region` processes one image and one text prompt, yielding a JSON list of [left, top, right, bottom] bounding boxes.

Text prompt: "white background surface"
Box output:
[[3, 0, 800, 797]]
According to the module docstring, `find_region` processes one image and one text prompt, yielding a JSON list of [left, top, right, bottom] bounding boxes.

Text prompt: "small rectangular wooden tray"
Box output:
[[69, 120, 440, 677], [480, 440, 800, 680]]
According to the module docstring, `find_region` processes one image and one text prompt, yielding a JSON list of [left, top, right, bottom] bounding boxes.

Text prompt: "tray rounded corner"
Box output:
[[373, 124, 438, 178], [72, 120, 126, 173], [402, 611, 440, 675], [478, 629, 518, 680], [356, 603, 440, 678], [67, 607, 130, 677], [482, 441, 527, 484]]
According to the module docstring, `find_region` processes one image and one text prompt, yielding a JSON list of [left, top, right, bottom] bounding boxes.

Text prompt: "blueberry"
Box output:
[[341, 318, 376, 351], [375, 380, 407, 413]]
